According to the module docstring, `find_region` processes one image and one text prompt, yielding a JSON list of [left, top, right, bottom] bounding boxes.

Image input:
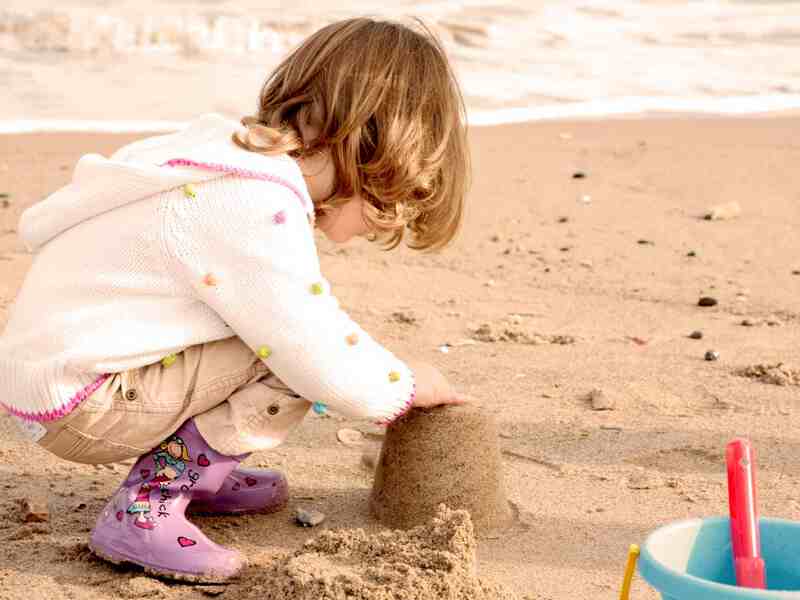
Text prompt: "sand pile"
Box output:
[[736, 363, 800, 387], [235, 505, 520, 600], [370, 405, 513, 534]]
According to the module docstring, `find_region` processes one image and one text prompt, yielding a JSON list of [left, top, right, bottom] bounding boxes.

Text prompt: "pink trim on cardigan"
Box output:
[[375, 383, 416, 426], [160, 158, 313, 218], [1, 373, 111, 423]]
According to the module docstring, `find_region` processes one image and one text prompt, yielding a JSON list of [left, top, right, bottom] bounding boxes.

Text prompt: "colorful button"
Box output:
[[312, 401, 327, 415], [161, 354, 177, 368], [182, 184, 197, 199], [272, 210, 287, 225], [258, 346, 272, 359], [310, 282, 324, 295], [388, 371, 401, 383], [203, 273, 217, 287], [345, 333, 359, 346]]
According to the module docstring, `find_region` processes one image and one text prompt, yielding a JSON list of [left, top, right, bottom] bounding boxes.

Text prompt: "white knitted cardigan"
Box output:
[[0, 114, 414, 426]]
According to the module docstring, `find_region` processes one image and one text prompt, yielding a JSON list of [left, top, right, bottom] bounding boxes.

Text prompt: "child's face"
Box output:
[[166, 441, 183, 458], [296, 109, 371, 244], [316, 195, 371, 243]]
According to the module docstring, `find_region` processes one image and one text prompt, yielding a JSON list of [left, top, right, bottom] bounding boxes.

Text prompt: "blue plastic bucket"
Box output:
[[639, 517, 800, 599]]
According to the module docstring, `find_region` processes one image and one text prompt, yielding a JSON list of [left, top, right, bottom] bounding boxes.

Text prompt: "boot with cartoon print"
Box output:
[[88, 418, 244, 582], [187, 466, 288, 516]]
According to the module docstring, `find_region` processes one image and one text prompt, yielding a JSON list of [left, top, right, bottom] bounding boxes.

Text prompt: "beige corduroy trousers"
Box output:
[[37, 336, 311, 464]]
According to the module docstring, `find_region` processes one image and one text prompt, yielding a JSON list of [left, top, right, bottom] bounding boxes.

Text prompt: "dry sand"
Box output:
[[1, 116, 799, 599]]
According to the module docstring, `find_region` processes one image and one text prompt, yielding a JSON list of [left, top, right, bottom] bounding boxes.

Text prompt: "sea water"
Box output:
[[1, 0, 799, 131]]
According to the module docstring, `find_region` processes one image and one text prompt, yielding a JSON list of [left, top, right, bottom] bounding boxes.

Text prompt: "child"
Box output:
[[0, 17, 470, 581]]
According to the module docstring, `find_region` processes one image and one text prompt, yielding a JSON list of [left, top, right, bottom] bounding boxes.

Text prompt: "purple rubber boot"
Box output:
[[89, 419, 244, 582], [187, 467, 288, 516]]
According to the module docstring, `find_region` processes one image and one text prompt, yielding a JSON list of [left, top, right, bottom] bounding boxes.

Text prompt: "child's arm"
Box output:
[[163, 176, 415, 424]]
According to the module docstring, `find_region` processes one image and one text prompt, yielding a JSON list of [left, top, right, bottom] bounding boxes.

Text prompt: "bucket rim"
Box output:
[[638, 516, 800, 599]]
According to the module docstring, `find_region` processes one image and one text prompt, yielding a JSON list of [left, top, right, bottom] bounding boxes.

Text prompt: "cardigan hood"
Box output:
[[18, 113, 312, 253]]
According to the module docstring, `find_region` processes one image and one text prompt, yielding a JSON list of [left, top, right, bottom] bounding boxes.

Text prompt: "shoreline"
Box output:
[[2, 102, 800, 135]]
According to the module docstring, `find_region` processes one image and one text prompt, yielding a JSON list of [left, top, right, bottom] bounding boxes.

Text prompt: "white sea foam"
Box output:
[[1, 0, 799, 130], [2, 93, 800, 135]]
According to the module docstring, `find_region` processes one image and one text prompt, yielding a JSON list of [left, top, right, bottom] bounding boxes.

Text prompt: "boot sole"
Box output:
[[88, 541, 242, 584]]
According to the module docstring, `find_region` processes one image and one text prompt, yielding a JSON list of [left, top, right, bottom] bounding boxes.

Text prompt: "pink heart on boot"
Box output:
[[116, 511, 123, 521], [197, 454, 210, 467], [245, 476, 258, 487], [177, 536, 197, 548]]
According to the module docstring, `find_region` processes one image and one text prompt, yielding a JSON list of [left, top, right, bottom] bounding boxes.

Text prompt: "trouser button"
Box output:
[[124, 389, 138, 401]]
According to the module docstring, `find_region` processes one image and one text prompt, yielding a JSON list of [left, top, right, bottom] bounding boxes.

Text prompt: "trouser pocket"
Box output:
[[38, 424, 145, 464]]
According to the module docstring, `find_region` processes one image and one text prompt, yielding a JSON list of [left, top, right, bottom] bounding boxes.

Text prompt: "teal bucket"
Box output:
[[639, 517, 800, 599]]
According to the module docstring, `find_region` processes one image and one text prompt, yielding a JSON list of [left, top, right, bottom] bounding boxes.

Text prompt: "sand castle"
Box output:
[[370, 403, 513, 535]]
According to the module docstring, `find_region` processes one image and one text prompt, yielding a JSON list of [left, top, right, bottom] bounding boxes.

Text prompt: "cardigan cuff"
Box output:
[[374, 382, 416, 427]]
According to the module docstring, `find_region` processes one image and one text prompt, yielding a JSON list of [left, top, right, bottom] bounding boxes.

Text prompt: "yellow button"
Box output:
[[258, 346, 272, 359], [182, 184, 197, 199], [388, 371, 401, 383], [161, 354, 177, 368], [310, 282, 324, 295]]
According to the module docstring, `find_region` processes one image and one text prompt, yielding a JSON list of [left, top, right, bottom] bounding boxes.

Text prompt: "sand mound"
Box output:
[[736, 363, 800, 386], [236, 505, 520, 600]]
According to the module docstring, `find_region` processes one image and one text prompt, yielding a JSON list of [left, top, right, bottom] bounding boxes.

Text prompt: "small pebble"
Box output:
[[704, 200, 741, 221], [741, 319, 755, 327], [792, 269, 800, 275], [336, 428, 364, 446], [627, 470, 662, 490], [295, 507, 326, 527], [689, 330, 703, 339], [588, 388, 615, 411], [705, 350, 720, 361], [698, 296, 718, 307], [687, 250, 697, 257], [557, 216, 569, 223], [637, 239, 654, 245], [19, 497, 49, 523], [572, 171, 586, 179]]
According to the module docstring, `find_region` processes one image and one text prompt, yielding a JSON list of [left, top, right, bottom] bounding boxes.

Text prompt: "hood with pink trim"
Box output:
[[18, 113, 312, 253]]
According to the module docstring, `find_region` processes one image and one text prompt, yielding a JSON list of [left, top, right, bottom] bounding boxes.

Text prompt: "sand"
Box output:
[[230, 505, 520, 600], [370, 405, 513, 534], [1, 116, 800, 600]]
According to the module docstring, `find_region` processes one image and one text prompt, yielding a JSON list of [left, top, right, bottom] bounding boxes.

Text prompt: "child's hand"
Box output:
[[407, 361, 471, 409]]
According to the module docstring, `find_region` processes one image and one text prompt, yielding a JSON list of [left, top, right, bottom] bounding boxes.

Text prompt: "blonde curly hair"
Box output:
[[232, 17, 470, 251]]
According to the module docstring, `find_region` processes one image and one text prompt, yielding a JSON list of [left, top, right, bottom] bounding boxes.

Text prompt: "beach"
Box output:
[[1, 115, 799, 599]]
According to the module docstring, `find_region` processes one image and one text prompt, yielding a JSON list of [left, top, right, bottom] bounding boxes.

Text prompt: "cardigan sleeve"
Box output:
[[162, 175, 415, 423]]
